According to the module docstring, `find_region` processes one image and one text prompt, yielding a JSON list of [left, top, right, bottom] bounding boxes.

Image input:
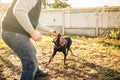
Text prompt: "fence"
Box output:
[[0, 6, 120, 37], [40, 6, 120, 37]]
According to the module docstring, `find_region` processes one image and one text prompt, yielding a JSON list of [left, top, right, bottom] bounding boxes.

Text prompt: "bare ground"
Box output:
[[0, 35, 120, 80]]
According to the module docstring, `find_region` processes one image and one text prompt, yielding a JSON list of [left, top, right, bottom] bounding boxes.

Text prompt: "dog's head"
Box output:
[[53, 33, 61, 47], [53, 34, 67, 48]]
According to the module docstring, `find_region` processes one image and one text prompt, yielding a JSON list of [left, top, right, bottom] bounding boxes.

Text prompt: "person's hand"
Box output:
[[28, 29, 42, 41], [49, 29, 58, 36]]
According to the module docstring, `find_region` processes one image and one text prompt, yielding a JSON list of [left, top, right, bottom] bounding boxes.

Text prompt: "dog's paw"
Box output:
[[44, 63, 49, 68], [64, 63, 68, 67], [64, 64, 68, 69]]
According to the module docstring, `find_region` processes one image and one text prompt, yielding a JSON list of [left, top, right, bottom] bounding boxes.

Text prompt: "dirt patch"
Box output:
[[0, 35, 120, 80]]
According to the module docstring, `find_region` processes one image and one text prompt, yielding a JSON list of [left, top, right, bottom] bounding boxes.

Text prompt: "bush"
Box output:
[[101, 27, 120, 40]]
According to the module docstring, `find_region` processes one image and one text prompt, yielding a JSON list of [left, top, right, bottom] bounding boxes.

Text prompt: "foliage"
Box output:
[[47, 0, 71, 8], [101, 26, 120, 40], [109, 26, 120, 39]]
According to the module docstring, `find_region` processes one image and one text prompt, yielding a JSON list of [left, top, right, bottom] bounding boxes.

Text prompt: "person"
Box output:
[[1, 0, 58, 80]]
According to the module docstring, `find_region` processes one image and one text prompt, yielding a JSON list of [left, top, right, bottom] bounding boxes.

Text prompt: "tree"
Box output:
[[43, 0, 48, 9], [47, 0, 71, 9]]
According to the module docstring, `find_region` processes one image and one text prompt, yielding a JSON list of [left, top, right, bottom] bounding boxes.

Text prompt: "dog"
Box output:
[[46, 34, 73, 66]]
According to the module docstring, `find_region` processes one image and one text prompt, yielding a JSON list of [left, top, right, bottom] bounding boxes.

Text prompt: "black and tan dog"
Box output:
[[46, 34, 73, 66]]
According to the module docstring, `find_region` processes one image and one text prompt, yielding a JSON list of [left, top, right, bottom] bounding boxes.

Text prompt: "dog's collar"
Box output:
[[59, 36, 67, 46], [53, 36, 68, 48]]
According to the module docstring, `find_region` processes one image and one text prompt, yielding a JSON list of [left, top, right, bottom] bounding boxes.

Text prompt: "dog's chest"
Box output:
[[54, 36, 68, 51], [59, 36, 67, 46]]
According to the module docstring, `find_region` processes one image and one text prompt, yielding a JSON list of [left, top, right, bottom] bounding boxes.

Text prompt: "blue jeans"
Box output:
[[2, 31, 43, 80]]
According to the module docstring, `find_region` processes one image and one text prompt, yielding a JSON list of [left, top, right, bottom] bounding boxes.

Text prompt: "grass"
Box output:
[[0, 35, 120, 80]]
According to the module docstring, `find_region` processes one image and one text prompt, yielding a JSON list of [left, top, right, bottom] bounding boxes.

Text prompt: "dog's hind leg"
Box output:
[[63, 50, 67, 65], [66, 48, 69, 56], [69, 48, 74, 56], [67, 47, 73, 56]]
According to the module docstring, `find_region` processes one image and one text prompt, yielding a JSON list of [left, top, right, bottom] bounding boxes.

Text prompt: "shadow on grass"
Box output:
[[46, 56, 120, 80], [0, 52, 120, 80], [0, 55, 20, 80], [81, 60, 120, 80]]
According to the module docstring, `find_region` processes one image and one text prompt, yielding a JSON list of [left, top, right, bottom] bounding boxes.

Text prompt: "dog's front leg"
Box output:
[[46, 50, 57, 67]]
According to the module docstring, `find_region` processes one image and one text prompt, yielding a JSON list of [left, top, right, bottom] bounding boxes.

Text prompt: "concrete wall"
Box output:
[[40, 7, 120, 37]]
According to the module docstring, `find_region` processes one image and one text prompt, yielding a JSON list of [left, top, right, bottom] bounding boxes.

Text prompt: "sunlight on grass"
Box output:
[[0, 35, 120, 80]]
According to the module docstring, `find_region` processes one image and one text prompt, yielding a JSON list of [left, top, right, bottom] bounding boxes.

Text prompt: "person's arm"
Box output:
[[36, 23, 53, 34], [13, 0, 37, 32], [36, 23, 58, 36], [36, 23, 50, 32], [13, 0, 42, 41]]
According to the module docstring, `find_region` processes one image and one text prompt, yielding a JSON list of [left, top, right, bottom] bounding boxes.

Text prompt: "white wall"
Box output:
[[40, 7, 120, 36], [0, 6, 120, 36]]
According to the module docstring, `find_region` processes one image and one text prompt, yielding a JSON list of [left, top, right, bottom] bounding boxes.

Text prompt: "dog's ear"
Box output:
[[57, 33, 61, 38]]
